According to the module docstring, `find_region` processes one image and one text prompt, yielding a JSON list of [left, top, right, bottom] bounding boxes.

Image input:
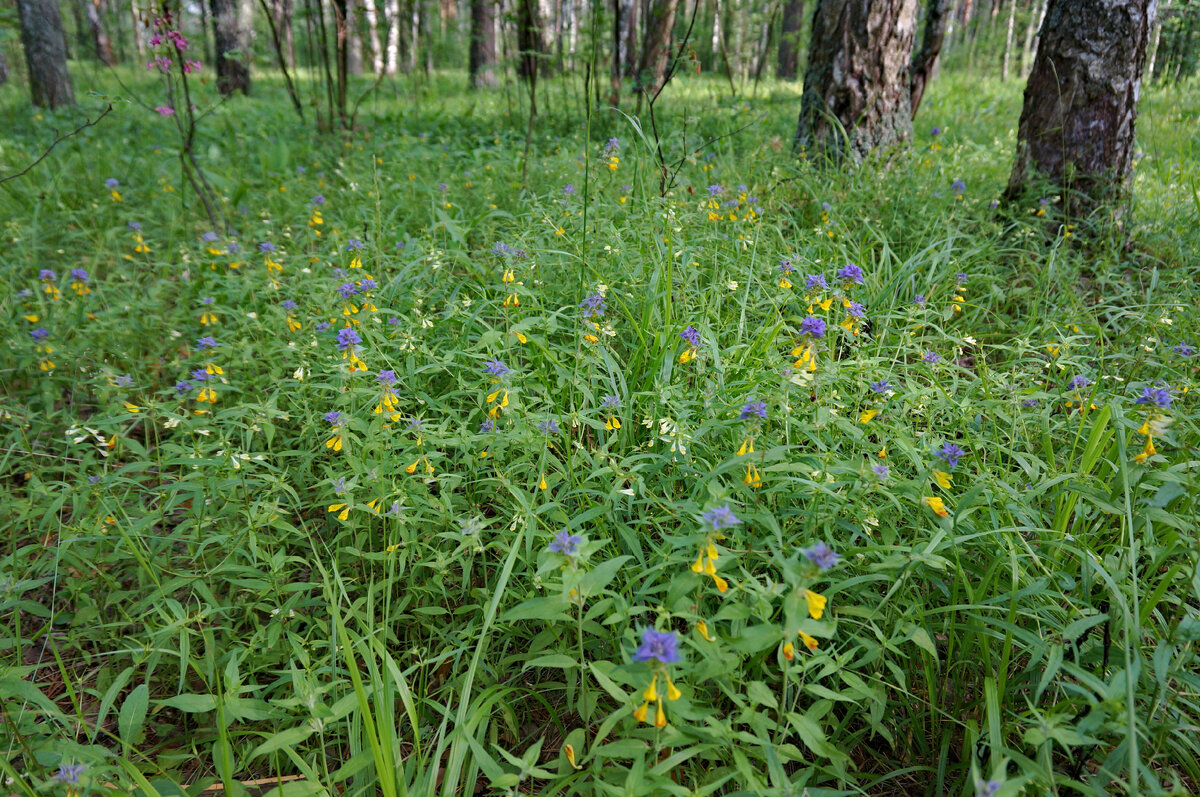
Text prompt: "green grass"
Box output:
[[1, 62, 1199, 797]]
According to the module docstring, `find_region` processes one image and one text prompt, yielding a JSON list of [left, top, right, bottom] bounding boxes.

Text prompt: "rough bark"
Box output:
[[469, 0, 498, 86], [1004, 0, 1155, 221], [910, 0, 950, 115], [776, 0, 803, 78], [795, 0, 919, 162], [637, 0, 680, 94], [211, 0, 251, 94], [17, 0, 76, 108]]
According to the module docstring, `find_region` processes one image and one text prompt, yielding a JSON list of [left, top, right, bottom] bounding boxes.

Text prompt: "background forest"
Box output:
[[2, 0, 1200, 795]]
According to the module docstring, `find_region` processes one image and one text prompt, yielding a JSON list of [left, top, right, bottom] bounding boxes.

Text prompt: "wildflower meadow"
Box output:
[[2, 62, 1199, 797]]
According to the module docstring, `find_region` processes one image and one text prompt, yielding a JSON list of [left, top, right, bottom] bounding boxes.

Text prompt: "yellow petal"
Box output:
[[564, 743, 581, 770], [633, 702, 648, 723], [643, 674, 658, 702], [123, 401, 141, 413], [696, 620, 715, 641], [654, 700, 666, 728], [798, 630, 819, 650], [803, 589, 827, 620], [539, 474, 548, 490], [932, 470, 953, 489], [782, 641, 795, 661], [859, 409, 879, 423], [712, 575, 729, 593], [922, 496, 949, 517], [665, 676, 681, 701], [691, 551, 704, 574]]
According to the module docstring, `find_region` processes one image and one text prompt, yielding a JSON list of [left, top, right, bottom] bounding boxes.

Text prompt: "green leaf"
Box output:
[[119, 684, 149, 745]]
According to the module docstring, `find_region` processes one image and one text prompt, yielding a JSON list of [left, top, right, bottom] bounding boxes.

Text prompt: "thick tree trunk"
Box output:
[[776, 0, 803, 79], [211, 0, 251, 94], [469, 0, 497, 85], [910, 0, 950, 115], [1003, 0, 1155, 221], [795, 0, 918, 162], [17, 0, 76, 108], [637, 0, 679, 94], [86, 0, 115, 64]]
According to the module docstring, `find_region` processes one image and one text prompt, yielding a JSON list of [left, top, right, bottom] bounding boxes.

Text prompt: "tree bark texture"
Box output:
[[211, 0, 251, 94], [17, 0, 76, 108], [776, 0, 803, 78], [362, 0, 383, 72], [516, 0, 543, 80], [469, 0, 497, 85], [637, 0, 679, 94], [86, 0, 116, 64], [795, 0, 918, 162], [1004, 0, 1155, 219], [910, 0, 950, 115]]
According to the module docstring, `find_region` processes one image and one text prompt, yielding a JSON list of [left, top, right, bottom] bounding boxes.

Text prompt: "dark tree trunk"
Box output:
[[795, 0, 918, 162], [609, 0, 622, 103], [211, 0, 251, 94], [0, 51, 8, 84], [516, 0, 543, 80], [17, 0, 76, 108], [469, 0, 497, 86], [910, 0, 950, 115], [621, 0, 638, 75], [86, 0, 116, 65], [637, 0, 679, 94], [1004, 0, 1155, 221], [776, 0, 803, 78]]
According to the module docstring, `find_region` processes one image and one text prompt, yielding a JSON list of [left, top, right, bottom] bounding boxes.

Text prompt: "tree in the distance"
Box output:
[[17, 0, 76, 108], [468, 0, 497, 87], [794, 0, 919, 162], [776, 0, 804, 80], [210, 0, 251, 94], [1003, 0, 1155, 222]]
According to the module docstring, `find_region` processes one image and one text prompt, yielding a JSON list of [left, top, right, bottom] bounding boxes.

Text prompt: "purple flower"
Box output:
[[955, 272, 968, 284], [201, 296, 215, 305], [913, 295, 927, 306], [847, 301, 866, 318], [837, 264, 864, 285], [316, 321, 331, 332], [128, 221, 142, 231], [820, 201, 832, 211], [579, 292, 607, 318], [800, 316, 826, 339], [1022, 398, 1041, 407], [359, 278, 377, 291], [740, 401, 767, 420], [88, 474, 102, 484], [154, 105, 175, 117], [562, 184, 576, 196], [336, 328, 361, 350], [115, 374, 134, 387], [346, 239, 365, 250], [680, 326, 701, 348], [332, 476, 347, 494], [602, 395, 621, 409], [196, 336, 218, 350], [483, 359, 511, 377], [55, 764, 87, 786], [804, 274, 827, 291], [281, 299, 298, 310], [802, 541, 841, 570], [1067, 375, 1092, 391], [873, 463, 890, 478], [922, 351, 940, 364], [937, 442, 966, 469], [1135, 386, 1172, 409], [191, 368, 211, 381], [174, 380, 192, 394], [227, 242, 241, 253], [779, 259, 794, 273], [105, 178, 119, 189], [701, 504, 741, 531], [548, 530, 582, 556], [952, 179, 966, 193], [479, 419, 495, 433], [201, 231, 220, 242], [30, 328, 50, 342], [338, 282, 359, 299], [604, 137, 620, 153], [377, 369, 397, 386], [633, 628, 681, 665], [312, 194, 326, 205], [325, 410, 344, 426], [931, 126, 941, 136], [538, 419, 561, 435], [258, 242, 277, 253], [1173, 342, 1194, 357], [870, 380, 891, 394], [708, 184, 723, 196], [976, 781, 1002, 797], [39, 269, 56, 281]]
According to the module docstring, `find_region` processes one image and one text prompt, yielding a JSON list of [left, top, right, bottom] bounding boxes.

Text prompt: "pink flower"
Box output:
[[146, 56, 172, 72], [184, 59, 202, 74], [155, 105, 176, 117], [149, 34, 162, 46]]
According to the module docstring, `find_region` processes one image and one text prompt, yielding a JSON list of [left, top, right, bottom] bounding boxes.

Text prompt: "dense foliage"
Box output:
[[2, 68, 1199, 796]]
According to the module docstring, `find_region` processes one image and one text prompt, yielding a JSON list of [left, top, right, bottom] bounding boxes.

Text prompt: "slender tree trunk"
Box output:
[[211, 0, 251, 94], [796, 0, 919, 161], [637, 0, 679, 94], [71, 0, 86, 57], [609, 0, 622, 102], [17, 0, 75, 108], [384, 0, 400, 71], [130, 0, 145, 56], [1001, 0, 1016, 78], [332, 0, 350, 118], [910, 0, 951, 115], [776, 0, 802, 78], [1021, 0, 1047, 71], [1004, 0, 1155, 222], [363, 0, 383, 72], [347, 0, 363, 74], [517, 0, 543, 80], [621, 0, 638, 75], [85, 0, 115, 64], [274, 0, 295, 67], [469, 0, 497, 85], [1145, 5, 1161, 79]]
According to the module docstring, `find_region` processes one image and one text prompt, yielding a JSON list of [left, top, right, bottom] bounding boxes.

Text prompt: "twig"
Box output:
[[0, 105, 113, 184]]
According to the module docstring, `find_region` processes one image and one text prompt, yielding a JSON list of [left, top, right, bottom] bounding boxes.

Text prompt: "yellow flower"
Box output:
[[326, 434, 343, 452], [513, 331, 527, 344], [923, 496, 949, 517], [328, 503, 350, 521], [798, 630, 819, 650], [743, 462, 762, 489], [539, 474, 548, 490], [665, 675, 682, 701], [859, 409, 879, 423], [564, 744, 581, 770], [200, 312, 219, 325], [1133, 437, 1155, 464], [782, 641, 795, 660], [803, 589, 827, 620], [197, 387, 218, 404], [123, 401, 141, 413], [695, 620, 715, 641], [633, 702, 649, 723], [932, 470, 953, 489]]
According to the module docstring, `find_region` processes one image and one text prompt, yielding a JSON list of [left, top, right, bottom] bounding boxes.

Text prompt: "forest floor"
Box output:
[[2, 66, 1199, 796]]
